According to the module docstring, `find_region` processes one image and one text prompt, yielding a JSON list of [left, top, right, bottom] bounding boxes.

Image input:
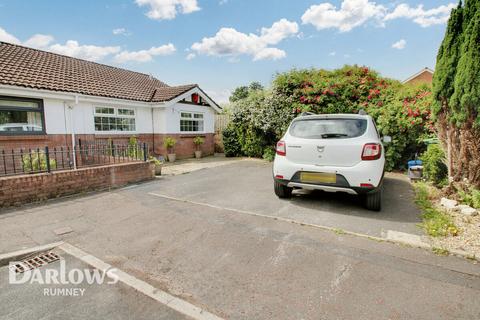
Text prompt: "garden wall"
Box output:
[[0, 161, 155, 208]]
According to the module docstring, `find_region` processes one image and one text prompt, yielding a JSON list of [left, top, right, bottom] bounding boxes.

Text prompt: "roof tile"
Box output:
[[0, 42, 196, 102]]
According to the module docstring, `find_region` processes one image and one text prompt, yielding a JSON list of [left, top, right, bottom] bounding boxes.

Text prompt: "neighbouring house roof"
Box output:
[[402, 67, 434, 84], [0, 41, 202, 103], [151, 84, 198, 102]]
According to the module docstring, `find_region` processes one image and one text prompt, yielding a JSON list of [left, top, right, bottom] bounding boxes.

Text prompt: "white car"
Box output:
[[273, 113, 390, 211]]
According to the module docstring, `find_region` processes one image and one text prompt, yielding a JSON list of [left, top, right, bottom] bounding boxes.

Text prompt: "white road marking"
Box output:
[[148, 192, 389, 243], [59, 243, 224, 320], [145, 192, 480, 261]]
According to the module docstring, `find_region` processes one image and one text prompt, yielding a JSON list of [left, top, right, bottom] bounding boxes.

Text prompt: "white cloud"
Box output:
[[301, 0, 386, 32], [301, 1, 456, 32], [24, 34, 55, 48], [113, 28, 131, 36], [384, 3, 456, 27], [205, 89, 231, 104], [0, 27, 20, 44], [135, 0, 200, 20], [49, 41, 121, 61], [0, 26, 178, 63], [186, 53, 196, 60], [259, 19, 300, 44], [191, 18, 298, 61], [329, 51, 336, 56], [114, 44, 176, 63], [392, 39, 406, 50]]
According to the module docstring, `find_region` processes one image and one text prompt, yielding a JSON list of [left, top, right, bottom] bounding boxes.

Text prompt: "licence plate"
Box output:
[[300, 172, 336, 184]]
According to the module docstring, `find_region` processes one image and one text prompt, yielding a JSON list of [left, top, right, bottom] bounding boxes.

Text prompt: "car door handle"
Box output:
[[288, 145, 302, 148]]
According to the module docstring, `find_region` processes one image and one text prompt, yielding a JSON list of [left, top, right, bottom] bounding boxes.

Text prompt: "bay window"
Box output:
[[180, 112, 204, 132], [0, 96, 45, 134], [94, 107, 136, 132]]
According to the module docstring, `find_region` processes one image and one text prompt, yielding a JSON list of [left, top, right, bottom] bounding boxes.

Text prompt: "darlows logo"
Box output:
[[9, 259, 119, 286]]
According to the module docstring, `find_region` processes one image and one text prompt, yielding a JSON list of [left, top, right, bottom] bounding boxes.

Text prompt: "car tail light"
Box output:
[[361, 143, 382, 160], [276, 141, 286, 156], [360, 183, 374, 188]]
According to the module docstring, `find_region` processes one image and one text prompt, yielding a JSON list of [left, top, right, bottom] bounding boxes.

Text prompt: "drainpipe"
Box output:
[[151, 107, 155, 155], [69, 95, 79, 169]]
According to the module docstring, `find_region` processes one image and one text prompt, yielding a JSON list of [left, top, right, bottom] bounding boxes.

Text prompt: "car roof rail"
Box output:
[[358, 109, 368, 115], [298, 112, 316, 117]]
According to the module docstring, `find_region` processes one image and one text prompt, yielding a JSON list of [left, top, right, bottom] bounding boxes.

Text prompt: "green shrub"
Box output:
[[227, 66, 434, 170], [22, 152, 57, 173], [148, 156, 162, 165], [193, 136, 205, 147], [222, 125, 242, 157], [238, 126, 265, 157], [127, 136, 144, 159], [473, 189, 480, 209], [458, 188, 480, 209], [420, 144, 448, 186], [262, 147, 276, 162], [163, 137, 176, 153]]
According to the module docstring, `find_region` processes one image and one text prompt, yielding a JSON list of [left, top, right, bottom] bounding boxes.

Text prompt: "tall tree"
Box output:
[[433, 0, 480, 187], [432, 1, 464, 178], [229, 82, 265, 103]]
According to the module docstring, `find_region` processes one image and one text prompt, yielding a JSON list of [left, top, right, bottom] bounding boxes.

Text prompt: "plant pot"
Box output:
[[168, 154, 176, 162], [194, 150, 202, 159], [154, 164, 162, 176]]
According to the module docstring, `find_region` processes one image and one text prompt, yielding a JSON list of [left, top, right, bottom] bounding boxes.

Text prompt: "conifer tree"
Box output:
[[433, 0, 480, 187]]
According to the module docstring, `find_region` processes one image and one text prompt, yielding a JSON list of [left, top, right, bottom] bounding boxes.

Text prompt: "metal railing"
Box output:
[[0, 142, 148, 177]]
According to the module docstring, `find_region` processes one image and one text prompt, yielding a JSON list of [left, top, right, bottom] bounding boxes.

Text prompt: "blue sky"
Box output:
[[0, 0, 456, 103]]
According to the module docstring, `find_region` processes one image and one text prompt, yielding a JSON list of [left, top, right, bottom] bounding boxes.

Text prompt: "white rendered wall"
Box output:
[[1, 88, 217, 135], [163, 102, 215, 134], [43, 98, 156, 135]]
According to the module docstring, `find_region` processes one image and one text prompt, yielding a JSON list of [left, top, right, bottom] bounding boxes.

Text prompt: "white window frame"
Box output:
[[180, 111, 204, 133], [94, 107, 136, 133]]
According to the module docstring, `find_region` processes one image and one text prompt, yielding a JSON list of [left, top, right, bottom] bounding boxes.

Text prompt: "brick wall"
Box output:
[[152, 133, 215, 159], [404, 71, 433, 85], [0, 161, 155, 208], [0, 133, 215, 160]]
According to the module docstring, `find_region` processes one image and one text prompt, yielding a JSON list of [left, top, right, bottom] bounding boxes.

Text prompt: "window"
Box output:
[[180, 112, 204, 132], [94, 107, 136, 132], [0, 96, 45, 135], [290, 118, 367, 139]]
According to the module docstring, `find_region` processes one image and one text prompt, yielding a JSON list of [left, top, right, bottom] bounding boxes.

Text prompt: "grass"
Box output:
[[432, 247, 450, 256], [413, 182, 459, 237]]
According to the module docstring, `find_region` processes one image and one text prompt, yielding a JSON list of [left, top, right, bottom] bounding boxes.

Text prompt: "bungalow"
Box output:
[[0, 42, 221, 158]]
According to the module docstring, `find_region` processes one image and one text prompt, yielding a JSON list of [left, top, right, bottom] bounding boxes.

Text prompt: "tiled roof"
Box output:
[[151, 84, 198, 102], [0, 42, 196, 102]]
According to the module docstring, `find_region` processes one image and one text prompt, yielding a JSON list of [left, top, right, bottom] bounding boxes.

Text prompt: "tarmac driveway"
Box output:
[[146, 159, 422, 237], [1, 159, 479, 320]]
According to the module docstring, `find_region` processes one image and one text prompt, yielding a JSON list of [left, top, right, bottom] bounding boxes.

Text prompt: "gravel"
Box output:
[[427, 206, 480, 258]]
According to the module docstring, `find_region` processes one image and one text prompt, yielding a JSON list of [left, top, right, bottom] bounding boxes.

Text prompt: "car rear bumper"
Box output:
[[286, 182, 359, 194], [274, 175, 382, 195], [273, 156, 385, 188]]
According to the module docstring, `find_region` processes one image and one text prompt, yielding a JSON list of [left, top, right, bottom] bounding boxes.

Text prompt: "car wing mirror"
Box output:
[[382, 135, 392, 144]]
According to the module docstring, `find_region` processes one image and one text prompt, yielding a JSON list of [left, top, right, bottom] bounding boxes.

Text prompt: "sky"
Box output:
[[0, 0, 457, 103]]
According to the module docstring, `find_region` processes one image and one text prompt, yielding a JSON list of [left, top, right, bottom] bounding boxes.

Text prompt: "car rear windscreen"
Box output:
[[289, 118, 368, 139]]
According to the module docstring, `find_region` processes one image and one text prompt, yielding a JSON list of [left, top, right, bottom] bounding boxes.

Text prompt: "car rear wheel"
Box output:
[[274, 180, 293, 198], [364, 187, 382, 211]]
